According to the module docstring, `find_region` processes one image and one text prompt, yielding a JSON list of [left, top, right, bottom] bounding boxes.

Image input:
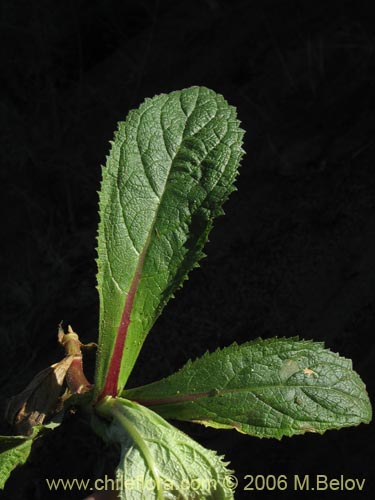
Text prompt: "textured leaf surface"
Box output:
[[96, 397, 234, 500], [0, 430, 39, 489], [123, 338, 372, 439], [95, 86, 244, 397]]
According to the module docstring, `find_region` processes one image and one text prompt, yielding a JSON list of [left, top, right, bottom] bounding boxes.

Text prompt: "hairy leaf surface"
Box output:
[[96, 397, 234, 499], [123, 338, 372, 439], [0, 430, 40, 489], [95, 86, 244, 397]]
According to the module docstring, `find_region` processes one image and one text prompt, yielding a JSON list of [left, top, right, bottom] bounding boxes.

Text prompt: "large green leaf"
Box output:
[[95, 397, 235, 500], [123, 338, 372, 439], [95, 86, 244, 397]]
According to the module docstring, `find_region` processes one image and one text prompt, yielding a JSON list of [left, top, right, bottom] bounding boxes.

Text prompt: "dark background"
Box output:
[[1, 0, 374, 498]]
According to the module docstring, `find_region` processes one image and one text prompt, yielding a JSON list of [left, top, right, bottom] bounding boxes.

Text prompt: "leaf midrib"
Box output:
[[101, 89, 220, 396], [129, 382, 366, 407]]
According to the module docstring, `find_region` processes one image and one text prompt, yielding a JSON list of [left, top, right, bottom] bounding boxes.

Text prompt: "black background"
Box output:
[[1, 0, 374, 499]]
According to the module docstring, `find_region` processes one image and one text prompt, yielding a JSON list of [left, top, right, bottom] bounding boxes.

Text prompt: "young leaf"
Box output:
[[0, 429, 41, 489], [123, 337, 372, 439], [95, 397, 235, 500], [95, 86, 244, 398]]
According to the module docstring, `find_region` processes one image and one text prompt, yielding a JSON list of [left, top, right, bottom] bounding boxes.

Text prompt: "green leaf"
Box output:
[[123, 337, 372, 439], [95, 397, 235, 500], [0, 428, 41, 489], [95, 86, 244, 397]]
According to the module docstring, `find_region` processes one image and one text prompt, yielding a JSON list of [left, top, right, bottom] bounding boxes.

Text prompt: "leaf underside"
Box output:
[[96, 398, 234, 500], [123, 337, 372, 439], [95, 86, 244, 397]]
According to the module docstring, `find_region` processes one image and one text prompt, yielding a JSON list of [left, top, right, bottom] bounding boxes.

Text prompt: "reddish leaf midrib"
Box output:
[[99, 249, 146, 399], [131, 391, 212, 407]]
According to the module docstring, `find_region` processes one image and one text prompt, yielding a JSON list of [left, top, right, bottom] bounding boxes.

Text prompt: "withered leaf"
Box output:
[[5, 356, 74, 435]]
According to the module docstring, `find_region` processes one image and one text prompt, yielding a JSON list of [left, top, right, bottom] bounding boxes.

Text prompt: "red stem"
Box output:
[[99, 249, 146, 399], [130, 391, 212, 407]]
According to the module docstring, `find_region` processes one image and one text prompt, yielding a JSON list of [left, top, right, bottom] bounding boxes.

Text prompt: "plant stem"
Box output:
[[58, 325, 92, 394]]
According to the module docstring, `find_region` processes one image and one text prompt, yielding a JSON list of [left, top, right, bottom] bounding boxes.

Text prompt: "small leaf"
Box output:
[[95, 397, 235, 499], [123, 337, 372, 439], [95, 86, 244, 397], [0, 428, 41, 489]]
